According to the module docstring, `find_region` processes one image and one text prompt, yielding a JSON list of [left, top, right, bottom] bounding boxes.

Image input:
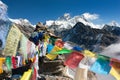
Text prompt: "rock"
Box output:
[[38, 55, 97, 80]]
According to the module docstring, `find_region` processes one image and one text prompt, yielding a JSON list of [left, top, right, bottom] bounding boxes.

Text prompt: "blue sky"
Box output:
[[2, 0, 120, 25]]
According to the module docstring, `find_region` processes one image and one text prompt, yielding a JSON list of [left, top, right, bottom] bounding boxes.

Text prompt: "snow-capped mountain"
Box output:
[[45, 13, 102, 33], [9, 18, 33, 27], [109, 21, 120, 27], [58, 13, 71, 21]]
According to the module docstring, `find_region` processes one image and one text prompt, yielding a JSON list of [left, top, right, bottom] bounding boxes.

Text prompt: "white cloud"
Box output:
[[101, 41, 120, 60], [82, 13, 99, 21]]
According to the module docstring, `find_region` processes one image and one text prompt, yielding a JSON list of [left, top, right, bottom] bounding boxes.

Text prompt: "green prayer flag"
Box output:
[[53, 48, 72, 54]]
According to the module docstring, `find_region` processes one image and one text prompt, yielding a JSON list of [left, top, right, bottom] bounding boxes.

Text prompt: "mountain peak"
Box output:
[[109, 21, 120, 27], [58, 13, 71, 21], [9, 18, 33, 26]]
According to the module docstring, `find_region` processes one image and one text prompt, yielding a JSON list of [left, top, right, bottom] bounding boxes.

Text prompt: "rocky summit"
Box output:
[[61, 22, 120, 52]]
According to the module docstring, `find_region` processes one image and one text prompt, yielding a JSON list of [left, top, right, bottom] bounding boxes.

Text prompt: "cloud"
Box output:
[[101, 41, 120, 60], [82, 13, 99, 21]]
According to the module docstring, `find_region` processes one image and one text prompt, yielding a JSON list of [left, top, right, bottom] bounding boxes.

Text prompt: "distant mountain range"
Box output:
[[44, 14, 120, 52], [8, 14, 120, 53]]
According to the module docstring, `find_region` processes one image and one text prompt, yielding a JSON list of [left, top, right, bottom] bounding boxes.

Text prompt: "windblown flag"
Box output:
[[3, 25, 21, 56], [90, 55, 111, 75], [52, 48, 72, 54], [64, 51, 84, 69], [110, 58, 120, 80]]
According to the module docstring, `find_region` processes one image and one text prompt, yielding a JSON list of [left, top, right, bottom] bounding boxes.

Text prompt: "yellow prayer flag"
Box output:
[[21, 69, 32, 80], [110, 59, 120, 80], [83, 50, 96, 57], [0, 58, 5, 74], [44, 34, 50, 42], [3, 25, 22, 56], [46, 46, 62, 60], [50, 46, 62, 54], [46, 54, 58, 60], [110, 67, 120, 80]]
